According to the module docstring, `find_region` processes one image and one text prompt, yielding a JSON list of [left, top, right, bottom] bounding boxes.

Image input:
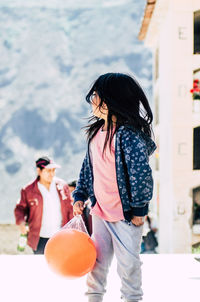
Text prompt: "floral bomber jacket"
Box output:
[[73, 125, 157, 222]]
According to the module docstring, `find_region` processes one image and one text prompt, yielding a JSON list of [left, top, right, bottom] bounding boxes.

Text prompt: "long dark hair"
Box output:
[[85, 73, 153, 153]]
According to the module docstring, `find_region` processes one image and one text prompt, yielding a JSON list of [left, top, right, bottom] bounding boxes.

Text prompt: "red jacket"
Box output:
[[14, 177, 73, 250]]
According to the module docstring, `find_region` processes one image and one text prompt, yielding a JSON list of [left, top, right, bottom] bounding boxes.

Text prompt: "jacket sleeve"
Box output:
[[14, 189, 29, 225], [122, 132, 154, 217], [72, 154, 89, 204]]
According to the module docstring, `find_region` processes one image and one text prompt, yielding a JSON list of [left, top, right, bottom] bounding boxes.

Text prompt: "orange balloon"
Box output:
[[44, 229, 96, 278]]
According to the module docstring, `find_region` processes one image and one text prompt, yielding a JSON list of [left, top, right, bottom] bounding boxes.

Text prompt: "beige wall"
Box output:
[[144, 0, 200, 252]]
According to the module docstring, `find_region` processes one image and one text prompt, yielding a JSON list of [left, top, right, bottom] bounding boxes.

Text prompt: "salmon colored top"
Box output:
[[90, 127, 124, 222]]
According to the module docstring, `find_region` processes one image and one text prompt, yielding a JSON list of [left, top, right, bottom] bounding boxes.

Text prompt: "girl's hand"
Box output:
[[131, 216, 145, 226], [73, 201, 84, 216]]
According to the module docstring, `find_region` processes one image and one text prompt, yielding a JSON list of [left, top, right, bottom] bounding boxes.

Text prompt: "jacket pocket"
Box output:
[[28, 198, 39, 206]]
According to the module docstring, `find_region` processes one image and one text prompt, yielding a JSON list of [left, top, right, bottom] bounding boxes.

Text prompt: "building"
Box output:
[[139, 0, 200, 253]]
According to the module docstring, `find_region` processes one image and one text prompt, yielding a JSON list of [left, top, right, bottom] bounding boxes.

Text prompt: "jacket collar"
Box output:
[[32, 178, 42, 195], [32, 177, 62, 193]]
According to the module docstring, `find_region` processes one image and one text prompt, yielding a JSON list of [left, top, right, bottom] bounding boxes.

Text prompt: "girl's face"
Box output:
[[90, 92, 108, 120]]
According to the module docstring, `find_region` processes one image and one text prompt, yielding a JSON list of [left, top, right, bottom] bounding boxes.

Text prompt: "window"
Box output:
[[194, 10, 200, 54], [193, 127, 200, 170], [193, 187, 200, 225]]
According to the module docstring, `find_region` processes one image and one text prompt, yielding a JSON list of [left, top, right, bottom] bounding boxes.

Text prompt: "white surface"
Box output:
[[0, 254, 199, 302]]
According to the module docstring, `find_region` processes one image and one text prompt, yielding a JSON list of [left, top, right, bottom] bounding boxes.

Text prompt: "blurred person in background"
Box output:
[[141, 215, 158, 254], [14, 156, 73, 254], [68, 180, 77, 196]]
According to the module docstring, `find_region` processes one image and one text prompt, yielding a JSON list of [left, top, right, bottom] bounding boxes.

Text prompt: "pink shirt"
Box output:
[[90, 127, 124, 222]]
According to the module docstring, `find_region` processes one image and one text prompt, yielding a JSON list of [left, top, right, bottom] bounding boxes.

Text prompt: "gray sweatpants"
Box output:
[[86, 215, 143, 302]]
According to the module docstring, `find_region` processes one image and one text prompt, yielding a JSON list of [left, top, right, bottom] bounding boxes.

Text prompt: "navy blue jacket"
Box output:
[[73, 125, 156, 222]]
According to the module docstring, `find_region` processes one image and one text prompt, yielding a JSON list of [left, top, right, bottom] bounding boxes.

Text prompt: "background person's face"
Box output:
[[38, 168, 56, 184], [68, 186, 76, 194]]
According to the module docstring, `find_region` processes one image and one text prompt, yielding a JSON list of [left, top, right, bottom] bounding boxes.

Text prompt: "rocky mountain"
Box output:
[[0, 0, 152, 222]]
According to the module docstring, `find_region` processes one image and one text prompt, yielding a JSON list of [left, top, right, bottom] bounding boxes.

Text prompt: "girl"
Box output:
[[73, 73, 156, 302]]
